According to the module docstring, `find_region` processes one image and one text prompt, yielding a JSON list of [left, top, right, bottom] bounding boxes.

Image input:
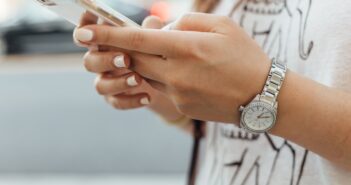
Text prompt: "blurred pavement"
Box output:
[[0, 54, 191, 174]]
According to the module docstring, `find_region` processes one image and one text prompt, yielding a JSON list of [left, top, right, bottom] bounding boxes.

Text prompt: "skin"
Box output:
[[76, 12, 184, 123], [74, 13, 351, 169]]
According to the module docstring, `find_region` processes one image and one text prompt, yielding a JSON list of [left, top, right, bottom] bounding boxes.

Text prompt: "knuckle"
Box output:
[[95, 85, 104, 95], [174, 39, 204, 59], [98, 28, 112, 44], [217, 16, 235, 31], [114, 79, 127, 92], [111, 99, 123, 110], [178, 13, 195, 25], [193, 42, 212, 60], [185, 42, 202, 58], [218, 16, 232, 25], [94, 79, 105, 95], [128, 30, 144, 49], [83, 57, 94, 72]]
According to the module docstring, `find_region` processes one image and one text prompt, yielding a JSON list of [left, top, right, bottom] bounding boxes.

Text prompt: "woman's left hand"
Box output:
[[74, 13, 272, 123]]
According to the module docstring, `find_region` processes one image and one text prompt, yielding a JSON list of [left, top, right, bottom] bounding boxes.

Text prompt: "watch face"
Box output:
[[241, 102, 276, 133]]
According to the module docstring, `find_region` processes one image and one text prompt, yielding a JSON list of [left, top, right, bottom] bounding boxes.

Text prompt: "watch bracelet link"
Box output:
[[260, 58, 287, 106]]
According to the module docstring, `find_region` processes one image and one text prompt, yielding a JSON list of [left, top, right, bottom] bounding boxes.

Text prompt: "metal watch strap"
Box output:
[[260, 59, 287, 106]]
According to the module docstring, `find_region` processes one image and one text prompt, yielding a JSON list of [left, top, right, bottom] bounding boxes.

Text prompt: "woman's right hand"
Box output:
[[75, 12, 185, 122]]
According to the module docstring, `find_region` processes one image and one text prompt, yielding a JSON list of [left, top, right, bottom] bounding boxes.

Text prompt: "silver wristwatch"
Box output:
[[239, 59, 287, 133]]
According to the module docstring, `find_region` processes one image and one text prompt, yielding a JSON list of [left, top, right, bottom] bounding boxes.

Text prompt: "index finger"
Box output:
[[75, 25, 190, 57]]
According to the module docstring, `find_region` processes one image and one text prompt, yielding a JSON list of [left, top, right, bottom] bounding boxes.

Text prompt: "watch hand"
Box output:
[[257, 113, 265, 118]]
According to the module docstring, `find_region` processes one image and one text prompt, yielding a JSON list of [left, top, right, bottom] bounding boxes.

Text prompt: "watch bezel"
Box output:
[[240, 101, 277, 133]]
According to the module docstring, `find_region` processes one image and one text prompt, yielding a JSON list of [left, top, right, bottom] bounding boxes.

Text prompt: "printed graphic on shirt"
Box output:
[[229, 0, 314, 62], [206, 0, 315, 185], [207, 124, 308, 185]]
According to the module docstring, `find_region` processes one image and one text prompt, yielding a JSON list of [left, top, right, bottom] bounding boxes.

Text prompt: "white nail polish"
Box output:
[[127, 75, 138, 87], [74, 28, 94, 42], [113, 56, 126, 68], [140, 97, 150, 105]]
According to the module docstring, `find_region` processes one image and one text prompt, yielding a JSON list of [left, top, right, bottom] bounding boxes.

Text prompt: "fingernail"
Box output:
[[140, 97, 150, 105], [74, 28, 94, 42], [127, 75, 138, 87], [113, 55, 126, 68], [75, 39, 90, 48]]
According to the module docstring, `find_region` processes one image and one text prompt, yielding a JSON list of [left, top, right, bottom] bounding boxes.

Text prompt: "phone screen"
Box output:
[[79, 0, 139, 27], [35, 0, 139, 27]]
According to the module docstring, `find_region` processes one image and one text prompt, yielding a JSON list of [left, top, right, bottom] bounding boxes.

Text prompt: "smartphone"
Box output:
[[34, 0, 140, 27]]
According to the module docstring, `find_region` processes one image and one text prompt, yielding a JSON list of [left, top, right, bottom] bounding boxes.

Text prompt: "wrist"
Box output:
[[268, 69, 351, 169], [269, 71, 318, 137], [238, 58, 287, 133], [267, 70, 295, 136], [268, 71, 321, 138]]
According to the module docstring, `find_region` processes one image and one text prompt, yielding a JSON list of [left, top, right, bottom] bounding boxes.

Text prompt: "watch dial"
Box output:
[[243, 104, 275, 132]]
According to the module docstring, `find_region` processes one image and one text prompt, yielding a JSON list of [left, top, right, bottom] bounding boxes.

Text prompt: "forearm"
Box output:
[[271, 71, 351, 169]]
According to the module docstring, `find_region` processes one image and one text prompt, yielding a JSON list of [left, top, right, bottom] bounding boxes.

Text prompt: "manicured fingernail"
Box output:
[[140, 97, 150, 105], [74, 28, 94, 42], [127, 75, 138, 87], [75, 40, 90, 48], [113, 55, 126, 68]]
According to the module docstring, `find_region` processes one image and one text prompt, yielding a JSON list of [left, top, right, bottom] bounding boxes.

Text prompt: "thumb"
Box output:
[[142, 16, 164, 29]]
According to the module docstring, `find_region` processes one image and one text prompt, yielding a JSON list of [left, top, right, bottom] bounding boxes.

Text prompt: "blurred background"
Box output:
[[0, 0, 192, 184]]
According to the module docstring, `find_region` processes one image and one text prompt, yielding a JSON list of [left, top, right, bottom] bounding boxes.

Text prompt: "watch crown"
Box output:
[[239, 106, 245, 112], [274, 102, 278, 109]]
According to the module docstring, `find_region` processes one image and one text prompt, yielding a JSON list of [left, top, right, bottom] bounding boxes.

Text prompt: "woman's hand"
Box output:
[[74, 12, 351, 168], [74, 13, 184, 122], [74, 13, 272, 123]]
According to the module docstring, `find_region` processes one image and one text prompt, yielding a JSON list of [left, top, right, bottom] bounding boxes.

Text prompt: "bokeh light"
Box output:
[[150, 1, 170, 22]]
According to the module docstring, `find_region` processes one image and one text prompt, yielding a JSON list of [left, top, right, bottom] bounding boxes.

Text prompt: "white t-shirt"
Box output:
[[197, 0, 351, 185]]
